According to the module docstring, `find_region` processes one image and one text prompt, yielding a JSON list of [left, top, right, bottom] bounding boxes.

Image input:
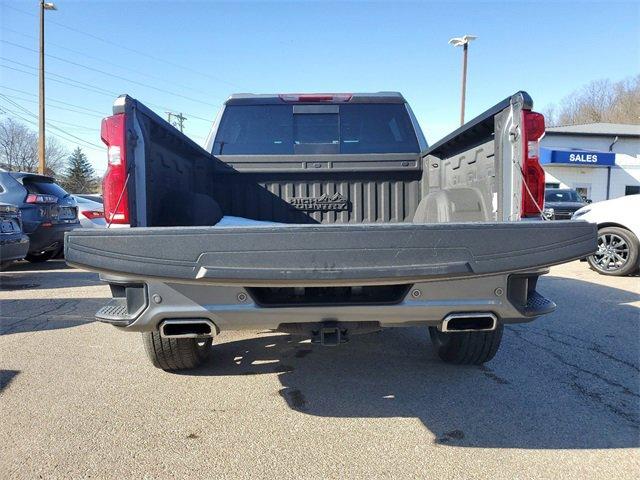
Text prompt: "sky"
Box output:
[[1, 0, 639, 175]]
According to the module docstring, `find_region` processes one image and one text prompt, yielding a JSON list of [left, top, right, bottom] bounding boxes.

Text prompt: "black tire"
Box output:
[[428, 325, 503, 365], [25, 250, 56, 263], [142, 331, 212, 371], [587, 226, 639, 277]]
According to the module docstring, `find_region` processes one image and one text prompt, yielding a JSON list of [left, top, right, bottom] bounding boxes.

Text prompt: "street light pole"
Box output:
[[449, 34, 477, 126], [38, 1, 56, 175], [460, 42, 468, 126]]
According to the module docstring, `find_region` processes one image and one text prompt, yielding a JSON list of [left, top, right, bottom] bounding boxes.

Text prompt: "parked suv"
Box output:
[[544, 188, 588, 220], [0, 172, 79, 262], [0, 202, 29, 270]]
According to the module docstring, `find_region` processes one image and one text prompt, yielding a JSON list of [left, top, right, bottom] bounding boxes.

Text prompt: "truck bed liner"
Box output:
[[65, 220, 596, 286]]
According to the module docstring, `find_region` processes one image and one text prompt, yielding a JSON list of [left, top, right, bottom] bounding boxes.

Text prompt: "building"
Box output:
[[539, 123, 640, 202]]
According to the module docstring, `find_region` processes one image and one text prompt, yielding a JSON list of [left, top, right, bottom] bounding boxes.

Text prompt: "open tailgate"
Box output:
[[65, 221, 596, 286]]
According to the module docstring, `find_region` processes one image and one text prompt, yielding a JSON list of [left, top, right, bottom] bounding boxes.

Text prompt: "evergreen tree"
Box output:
[[63, 147, 97, 193]]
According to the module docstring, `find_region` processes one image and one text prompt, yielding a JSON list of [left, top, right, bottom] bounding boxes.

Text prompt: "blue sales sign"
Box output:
[[540, 148, 616, 167]]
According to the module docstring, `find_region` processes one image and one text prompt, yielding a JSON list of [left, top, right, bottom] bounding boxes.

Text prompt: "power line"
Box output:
[[2, 26, 215, 99], [2, 98, 103, 149], [0, 95, 104, 150], [3, 3, 240, 89], [1, 61, 118, 97], [0, 86, 106, 117], [0, 92, 104, 122], [2, 85, 106, 113], [0, 95, 98, 131], [1, 40, 220, 108], [1, 94, 207, 152], [1, 60, 215, 124], [0, 105, 104, 153], [166, 112, 187, 133]]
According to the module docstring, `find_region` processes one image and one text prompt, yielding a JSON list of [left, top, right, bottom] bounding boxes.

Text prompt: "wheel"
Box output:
[[25, 250, 56, 263], [142, 331, 212, 371], [587, 226, 639, 276], [428, 325, 503, 365]]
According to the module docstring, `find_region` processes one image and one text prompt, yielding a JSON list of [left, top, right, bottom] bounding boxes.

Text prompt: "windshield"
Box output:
[[545, 190, 582, 203], [213, 104, 420, 155]]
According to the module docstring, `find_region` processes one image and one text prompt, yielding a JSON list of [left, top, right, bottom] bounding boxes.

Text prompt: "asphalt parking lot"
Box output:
[[1, 260, 638, 479]]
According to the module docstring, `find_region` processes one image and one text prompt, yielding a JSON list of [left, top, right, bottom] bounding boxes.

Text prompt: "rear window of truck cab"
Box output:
[[212, 104, 420, 155]]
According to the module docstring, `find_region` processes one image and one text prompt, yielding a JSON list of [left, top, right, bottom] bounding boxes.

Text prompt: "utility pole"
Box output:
[[38, 1, 57, 175], [449, 34, 477, 126], [166, 112, 187, 133]]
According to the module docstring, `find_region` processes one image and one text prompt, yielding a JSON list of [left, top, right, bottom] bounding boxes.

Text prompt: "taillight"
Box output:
[[521, 110, 546, 218], [278, 93, 352, 103], [101, 113, 129, 224], [81, 210, 104, 220], [26, 193, 57, 204]]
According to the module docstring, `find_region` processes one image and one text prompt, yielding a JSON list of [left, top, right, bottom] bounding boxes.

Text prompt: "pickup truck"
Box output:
[[64, 91, 597, 371]]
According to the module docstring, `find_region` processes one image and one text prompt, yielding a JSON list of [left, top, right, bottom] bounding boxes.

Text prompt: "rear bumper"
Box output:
[[66, 220, 595, 333], [95, 269, 555, 332], [29, 221, 79, 253], [65, 221, 597, 286], [0, 233, 29, 263]]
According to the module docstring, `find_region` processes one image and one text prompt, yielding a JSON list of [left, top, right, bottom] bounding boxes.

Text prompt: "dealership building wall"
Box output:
[[540, 123, 640, 202]]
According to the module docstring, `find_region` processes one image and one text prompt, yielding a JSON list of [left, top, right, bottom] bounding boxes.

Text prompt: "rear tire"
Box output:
[[428, 325, 503, 365], [25, 250, 56, 263], [142, 331, 212, 371], [587, 226, 639, 276]]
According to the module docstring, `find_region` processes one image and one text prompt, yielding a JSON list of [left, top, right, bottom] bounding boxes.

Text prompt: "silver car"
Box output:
[[72, 195, 106, 228]]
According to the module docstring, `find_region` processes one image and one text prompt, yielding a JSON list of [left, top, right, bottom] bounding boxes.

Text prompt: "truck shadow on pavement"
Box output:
[[3, 259, 72, 272], [0, 260, 101, 291], [1, 260, 105, 335], [0, 298, 106, 335], [186, 276, 639, 450], [0, 369, 19, 393]]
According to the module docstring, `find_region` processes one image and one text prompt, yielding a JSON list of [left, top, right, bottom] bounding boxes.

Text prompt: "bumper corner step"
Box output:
[[96, 298, 136, 326]]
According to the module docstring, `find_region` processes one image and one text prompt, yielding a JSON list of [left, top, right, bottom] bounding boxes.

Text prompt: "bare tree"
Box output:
[[44, 136, 68, 177], [544, 75, 640, 126], [0, 117, 67, 177], [0, 118, 34, 172]]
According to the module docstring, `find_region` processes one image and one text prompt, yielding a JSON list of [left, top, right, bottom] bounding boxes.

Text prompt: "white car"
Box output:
[[72, 195, 106, 228], [572, 195, 640, 276]]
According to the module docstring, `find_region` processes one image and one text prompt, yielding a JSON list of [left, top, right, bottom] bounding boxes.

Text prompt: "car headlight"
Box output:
[[572, 207, 591, 219]]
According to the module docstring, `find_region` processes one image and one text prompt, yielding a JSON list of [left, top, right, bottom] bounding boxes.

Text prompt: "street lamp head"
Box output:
[[42, 2, 57, 10], [448, 35, 478, 47]]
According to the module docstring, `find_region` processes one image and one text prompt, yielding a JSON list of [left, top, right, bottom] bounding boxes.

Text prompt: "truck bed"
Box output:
[[114, 92, 530, 228]]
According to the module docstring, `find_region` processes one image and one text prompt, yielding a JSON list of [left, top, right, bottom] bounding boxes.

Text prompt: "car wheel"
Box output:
[[428, 325, 503, 365], [142, 331, 212, 371], [25, 250, 56, 263], [587, 226, 639, 276]]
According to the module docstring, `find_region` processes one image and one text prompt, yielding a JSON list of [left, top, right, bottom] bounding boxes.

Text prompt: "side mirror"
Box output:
[[585, 198, 593, 204]]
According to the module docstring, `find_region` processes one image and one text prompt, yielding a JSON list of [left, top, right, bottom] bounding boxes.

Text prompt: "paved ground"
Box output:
[[0, 260, 638, 479]]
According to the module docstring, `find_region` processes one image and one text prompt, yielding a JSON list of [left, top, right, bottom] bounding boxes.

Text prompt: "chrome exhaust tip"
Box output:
[[159, 319, 216, 339], [440, 313, 497, 333]]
